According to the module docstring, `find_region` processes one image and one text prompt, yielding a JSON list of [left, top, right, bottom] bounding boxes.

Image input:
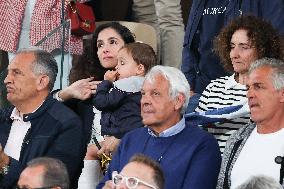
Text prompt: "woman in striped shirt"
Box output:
[[195, 15, 283, 153]]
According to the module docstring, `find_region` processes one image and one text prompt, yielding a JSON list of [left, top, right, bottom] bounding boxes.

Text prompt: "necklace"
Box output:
[[142, 134, 179, 163]]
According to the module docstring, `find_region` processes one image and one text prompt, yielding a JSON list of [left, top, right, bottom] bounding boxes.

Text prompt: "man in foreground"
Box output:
[[17, 157, 69, 189]]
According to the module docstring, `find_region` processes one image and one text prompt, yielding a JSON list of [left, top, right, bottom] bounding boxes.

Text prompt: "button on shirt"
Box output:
[[4, 108, 31, 160]]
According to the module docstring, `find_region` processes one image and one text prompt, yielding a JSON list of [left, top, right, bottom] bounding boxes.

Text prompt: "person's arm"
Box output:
[[181, 135, 221, 189], [92, 80, 127, 111], [56, 77, 100, 101], [96, 139, 125, 189]]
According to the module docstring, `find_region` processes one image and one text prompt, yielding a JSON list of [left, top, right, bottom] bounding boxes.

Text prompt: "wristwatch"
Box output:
[[0, 164, 9, 175]]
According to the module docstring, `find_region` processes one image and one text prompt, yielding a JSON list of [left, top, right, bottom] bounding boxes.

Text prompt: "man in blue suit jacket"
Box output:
[[0, 48, 84, 188]]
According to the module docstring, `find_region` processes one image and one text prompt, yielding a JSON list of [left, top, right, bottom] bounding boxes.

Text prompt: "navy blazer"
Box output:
[[0, 95, 85, 188]]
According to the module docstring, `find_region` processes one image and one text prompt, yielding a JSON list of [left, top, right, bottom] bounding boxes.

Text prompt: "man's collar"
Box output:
[[22, 95, 55, 121], [148, 117, 186, 137], [10, 108, 22, 121]]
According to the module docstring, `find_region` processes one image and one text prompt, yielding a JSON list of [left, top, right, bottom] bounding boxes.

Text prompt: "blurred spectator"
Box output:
[[102, 154, 164, 189], [236, 175, 282, 189], [17, 157, 69, 189]]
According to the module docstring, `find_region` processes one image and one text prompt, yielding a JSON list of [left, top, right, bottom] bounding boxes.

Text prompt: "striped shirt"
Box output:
[[195, 74, 250, 153]]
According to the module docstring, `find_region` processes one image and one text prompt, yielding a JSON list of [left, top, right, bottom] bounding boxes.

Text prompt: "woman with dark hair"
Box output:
[[194, 15, 284, 153], [54, 22, 135, 188]]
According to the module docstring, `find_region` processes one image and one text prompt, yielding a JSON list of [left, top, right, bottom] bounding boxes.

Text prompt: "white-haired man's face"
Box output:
[[141, 74, 185, 134]]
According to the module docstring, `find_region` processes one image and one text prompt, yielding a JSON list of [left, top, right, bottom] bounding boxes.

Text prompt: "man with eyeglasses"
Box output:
[[97, 66, 221, 189], [103, 154, 164, 189], [17, 157, 69, 189]]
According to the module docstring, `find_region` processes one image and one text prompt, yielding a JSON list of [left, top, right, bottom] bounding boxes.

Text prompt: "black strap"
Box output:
[[223, 140, 243, 189], [59, 0, 65, 90]]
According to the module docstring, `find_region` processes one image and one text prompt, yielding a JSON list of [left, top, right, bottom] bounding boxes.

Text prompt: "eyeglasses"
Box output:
[[112, 171, 157, 189], [15, 186, 56, 189]]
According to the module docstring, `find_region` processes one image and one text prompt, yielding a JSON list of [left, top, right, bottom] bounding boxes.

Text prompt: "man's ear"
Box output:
[[36, 75, 50, 90], [174, 93, 186, 111], [136, 64, 145, 76], [279, 88, 284, 103]]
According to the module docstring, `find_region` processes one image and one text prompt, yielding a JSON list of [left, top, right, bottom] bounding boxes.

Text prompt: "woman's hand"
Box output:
[[97, 136, 121, 156], [58, 77, 101, 100]]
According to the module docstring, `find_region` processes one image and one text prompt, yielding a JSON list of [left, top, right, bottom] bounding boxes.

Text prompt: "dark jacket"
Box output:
[[0, 95, 85, 188], [92, 79, 144, 139], [63, 97, 95, 145], [182, 0, 284, 94]]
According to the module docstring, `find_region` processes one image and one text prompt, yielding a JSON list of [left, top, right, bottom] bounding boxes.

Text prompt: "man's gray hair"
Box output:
[[16, 47, 58, 91], [236, 175, 282, 189], [144, 65, 190, 114], [27, 157, 69, 189], [249, 58, 284, 90]]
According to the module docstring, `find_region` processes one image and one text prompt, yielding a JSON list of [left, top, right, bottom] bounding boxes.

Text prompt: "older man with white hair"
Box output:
[[98, 65, 221, 189]]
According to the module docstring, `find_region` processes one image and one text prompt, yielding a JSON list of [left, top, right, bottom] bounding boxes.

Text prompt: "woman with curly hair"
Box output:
[[195, 15, 283, 153]]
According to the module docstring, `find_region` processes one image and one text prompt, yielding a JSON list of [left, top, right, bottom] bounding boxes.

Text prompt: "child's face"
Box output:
[[116, 48, 144, 80]]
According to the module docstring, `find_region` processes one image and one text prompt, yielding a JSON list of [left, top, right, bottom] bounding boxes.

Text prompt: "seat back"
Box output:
[[94, 21, 157, 53]]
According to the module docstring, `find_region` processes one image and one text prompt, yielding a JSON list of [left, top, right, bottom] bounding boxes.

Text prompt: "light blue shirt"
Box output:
[[148, 117, 186, 137]]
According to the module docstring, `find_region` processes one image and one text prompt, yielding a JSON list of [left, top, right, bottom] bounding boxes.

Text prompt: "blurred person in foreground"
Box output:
[[103, 154, 164, 189], [17, 157, 69, 189]]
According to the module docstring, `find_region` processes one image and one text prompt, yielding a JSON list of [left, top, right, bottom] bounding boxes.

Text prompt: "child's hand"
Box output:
[[104, 70, 118, 82]]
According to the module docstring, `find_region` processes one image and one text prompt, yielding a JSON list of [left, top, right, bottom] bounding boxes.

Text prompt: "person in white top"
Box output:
[[217, 58, 284, 189]]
